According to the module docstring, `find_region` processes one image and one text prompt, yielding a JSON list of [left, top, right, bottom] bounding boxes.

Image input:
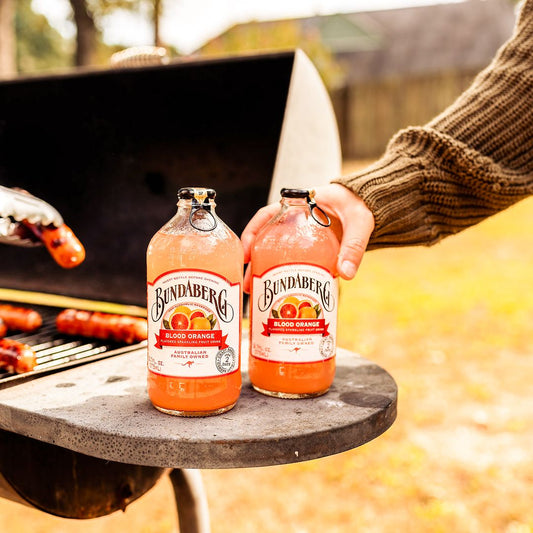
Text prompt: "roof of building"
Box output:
[[333, 0, 517, 81], [199, 0, 517, 82]]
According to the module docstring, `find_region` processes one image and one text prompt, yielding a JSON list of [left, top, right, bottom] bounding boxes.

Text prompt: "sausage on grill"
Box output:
[[0, 338, 37, 373], [0, 318, 6, 338], [56, 309, 148, 344], [0, 304, 42, 332], [23, 222, 86, 269]]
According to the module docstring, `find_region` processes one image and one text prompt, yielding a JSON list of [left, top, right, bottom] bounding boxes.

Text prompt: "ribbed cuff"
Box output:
[[333, 127, 532, 249], [333, 148, 434, 249]]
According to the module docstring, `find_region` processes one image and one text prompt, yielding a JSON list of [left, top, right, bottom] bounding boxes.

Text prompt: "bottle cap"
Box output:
[[178, 187, 216, 201], [280, 188, 310, 199]]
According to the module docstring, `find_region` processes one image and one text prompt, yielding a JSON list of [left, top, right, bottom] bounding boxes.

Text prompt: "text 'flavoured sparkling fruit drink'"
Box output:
[[147, 187, 243, 416], [249, 188, 340, 398]]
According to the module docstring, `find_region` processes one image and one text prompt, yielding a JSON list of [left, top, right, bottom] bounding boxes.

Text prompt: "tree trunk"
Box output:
[[69, 0, 97, 66], [153, 0, 162, 47], [0, 0, 16, 77]]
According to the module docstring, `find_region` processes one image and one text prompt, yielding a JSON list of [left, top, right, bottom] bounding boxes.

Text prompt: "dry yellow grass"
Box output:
[[0, 161, 532, 532]]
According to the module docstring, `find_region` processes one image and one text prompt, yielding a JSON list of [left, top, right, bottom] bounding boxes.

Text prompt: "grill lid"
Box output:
[[0, 53, 296, 306]]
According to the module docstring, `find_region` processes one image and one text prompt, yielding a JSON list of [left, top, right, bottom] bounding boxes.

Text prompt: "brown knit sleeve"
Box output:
[[334, 0, 533, 249]]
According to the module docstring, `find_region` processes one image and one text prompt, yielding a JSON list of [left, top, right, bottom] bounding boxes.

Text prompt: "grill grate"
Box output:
[[0, 303, 146, 389]]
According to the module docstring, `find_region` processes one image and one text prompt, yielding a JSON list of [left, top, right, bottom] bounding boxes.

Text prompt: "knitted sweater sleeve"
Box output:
[[333, 0, 533, 249]]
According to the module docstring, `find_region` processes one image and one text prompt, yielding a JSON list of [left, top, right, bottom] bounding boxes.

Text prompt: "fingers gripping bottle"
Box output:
[[147, 188, 243, 416], [249, 188, 340, 398]]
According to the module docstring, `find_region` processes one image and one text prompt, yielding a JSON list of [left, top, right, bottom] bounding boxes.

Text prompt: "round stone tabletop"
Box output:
[[0, 345, 397, 469]]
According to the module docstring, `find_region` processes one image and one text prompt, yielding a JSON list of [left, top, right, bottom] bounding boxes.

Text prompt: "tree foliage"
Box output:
[[4, 0, 166, 74], [87, 0, 140, 17], [15, 0, 72, 74], [197, 20, 346, 90]]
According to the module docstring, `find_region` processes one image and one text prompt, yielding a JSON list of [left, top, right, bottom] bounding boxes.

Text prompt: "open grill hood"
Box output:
[[0, 50, 340, 307]]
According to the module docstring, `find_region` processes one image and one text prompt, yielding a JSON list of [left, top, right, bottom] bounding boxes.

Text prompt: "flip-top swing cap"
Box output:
[[280, 188, 310, 198], [178, 187, 216, 200]]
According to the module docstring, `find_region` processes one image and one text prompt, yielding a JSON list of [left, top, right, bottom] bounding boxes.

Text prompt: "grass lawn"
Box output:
[[0, 161, 531, 532]]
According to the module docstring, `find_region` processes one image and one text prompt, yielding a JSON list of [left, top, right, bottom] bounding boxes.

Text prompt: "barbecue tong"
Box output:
[[0, 185, 63, 247]]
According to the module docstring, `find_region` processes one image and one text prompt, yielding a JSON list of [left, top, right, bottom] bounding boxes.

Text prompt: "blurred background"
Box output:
[[0, 0, 520, 158], [1, 1, 532, 532]]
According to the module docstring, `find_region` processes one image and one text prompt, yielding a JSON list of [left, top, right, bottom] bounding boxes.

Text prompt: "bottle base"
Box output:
[[153, 401, 237, 417], [252, 385, 330, 399]]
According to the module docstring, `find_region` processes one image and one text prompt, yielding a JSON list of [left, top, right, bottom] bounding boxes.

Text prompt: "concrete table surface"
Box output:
[[0, 343, 397, 469]]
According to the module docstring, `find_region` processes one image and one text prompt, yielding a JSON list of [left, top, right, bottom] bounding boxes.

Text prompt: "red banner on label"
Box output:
[[155, 329, 228, 350], [262, 318, 330, 337]]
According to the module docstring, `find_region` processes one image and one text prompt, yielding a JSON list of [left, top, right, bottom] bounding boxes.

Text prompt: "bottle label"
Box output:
[[147, 269, 241, 378], [251, 263, 338, 363]]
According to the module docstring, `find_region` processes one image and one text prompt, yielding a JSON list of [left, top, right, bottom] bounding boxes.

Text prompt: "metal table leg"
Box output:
[[169, 469, 211, 533]]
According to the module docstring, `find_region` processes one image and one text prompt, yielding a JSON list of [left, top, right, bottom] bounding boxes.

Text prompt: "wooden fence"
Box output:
[[332, 70, 480, 159]]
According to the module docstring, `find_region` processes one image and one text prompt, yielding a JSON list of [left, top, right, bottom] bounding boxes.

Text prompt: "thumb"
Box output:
[[336, 208, 374, 280]]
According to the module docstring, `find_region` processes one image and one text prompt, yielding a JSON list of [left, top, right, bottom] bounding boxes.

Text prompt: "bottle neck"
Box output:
[[176, 198, 218, 231], [280, 197, 308, 209], [279, 196, 331, 227], [177, 198, 216, 212]]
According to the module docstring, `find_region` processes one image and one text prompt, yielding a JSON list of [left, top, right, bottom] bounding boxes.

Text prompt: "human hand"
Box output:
[[0, 185, 63, 246], [241, 183, 374, 292]]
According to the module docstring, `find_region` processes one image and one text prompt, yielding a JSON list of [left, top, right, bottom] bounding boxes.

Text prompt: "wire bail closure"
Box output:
[[306, 190, 331, 227], [189, 189, 217, 231]]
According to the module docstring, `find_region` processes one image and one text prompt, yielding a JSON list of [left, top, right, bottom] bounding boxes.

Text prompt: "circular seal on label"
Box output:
[[319, 335, 335, 359], [215, 347, 236, 374]]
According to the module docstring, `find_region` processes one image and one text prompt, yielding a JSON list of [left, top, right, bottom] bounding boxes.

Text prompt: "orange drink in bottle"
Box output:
[[147, 187, 243, 416], [249, 188, 339, 398]]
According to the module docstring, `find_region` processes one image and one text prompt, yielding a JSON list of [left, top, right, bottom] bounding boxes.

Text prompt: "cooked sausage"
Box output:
[[0, 318, 6, 338], [56, 309, 147, 344], [0, 304, 42, 332], [0, 338, 37, 373], [23, 222, 85, 269]]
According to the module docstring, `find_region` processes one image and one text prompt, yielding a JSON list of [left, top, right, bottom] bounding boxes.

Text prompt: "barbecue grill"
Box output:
[[0, 49, 341, 531], [0, 302, 145, 389]]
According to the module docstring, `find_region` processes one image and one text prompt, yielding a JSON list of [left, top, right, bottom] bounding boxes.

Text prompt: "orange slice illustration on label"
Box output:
[[298, 306, 317, 319], [190, 317, 212, 330], [282, 296, 300, 306], [278, 302, 298, 319], [173, 305, 192, 316], [189, 309, 206, 321], [170, 312, 190, 330]]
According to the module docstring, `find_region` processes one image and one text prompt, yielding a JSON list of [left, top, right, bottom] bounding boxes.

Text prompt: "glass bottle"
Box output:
[[147, 187, 243, 416], [249, 188, 340, 398]]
